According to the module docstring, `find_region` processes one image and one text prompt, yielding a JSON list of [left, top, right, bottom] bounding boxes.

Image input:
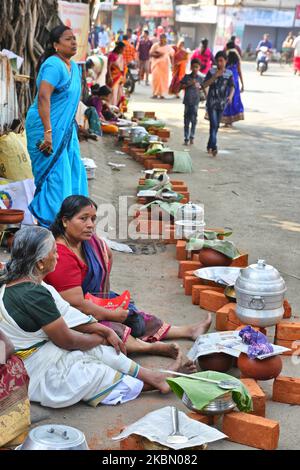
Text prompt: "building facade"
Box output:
[[175, 0, 300, 51]]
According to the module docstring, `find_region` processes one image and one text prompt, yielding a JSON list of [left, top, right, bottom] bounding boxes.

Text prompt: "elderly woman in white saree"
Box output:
[[0, 227, 184, 408]]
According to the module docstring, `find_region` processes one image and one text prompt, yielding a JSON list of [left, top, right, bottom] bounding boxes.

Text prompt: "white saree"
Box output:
[[0, 283, 143, 408]]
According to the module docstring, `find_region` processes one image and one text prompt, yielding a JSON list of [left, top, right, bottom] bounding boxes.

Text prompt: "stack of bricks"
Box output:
[[274, 309, 299, 356], [137, 178, 190, 205], [133, 178, 191, 244]]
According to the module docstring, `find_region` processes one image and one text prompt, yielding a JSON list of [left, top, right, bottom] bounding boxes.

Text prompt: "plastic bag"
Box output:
[[0, 132, 33, 181]]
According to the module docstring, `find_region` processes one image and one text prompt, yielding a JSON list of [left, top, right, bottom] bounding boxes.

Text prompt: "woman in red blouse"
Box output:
[[45, 196, 211, 358]]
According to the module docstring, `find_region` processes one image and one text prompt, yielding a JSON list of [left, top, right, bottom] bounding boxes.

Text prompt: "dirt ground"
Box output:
[[30, 62, 300, 450]]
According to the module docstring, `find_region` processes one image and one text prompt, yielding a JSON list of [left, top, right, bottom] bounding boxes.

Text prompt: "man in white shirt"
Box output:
[[98, 26, 110, 54]]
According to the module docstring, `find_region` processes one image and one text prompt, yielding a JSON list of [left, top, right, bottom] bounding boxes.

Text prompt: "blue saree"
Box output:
[[221, 64, 244, 125], [25, 56, 88, 227]]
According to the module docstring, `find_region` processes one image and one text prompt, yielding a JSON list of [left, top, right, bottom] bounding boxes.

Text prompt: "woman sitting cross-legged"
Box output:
[[45, 196, 211, 359], [0, 226, 189, 408]]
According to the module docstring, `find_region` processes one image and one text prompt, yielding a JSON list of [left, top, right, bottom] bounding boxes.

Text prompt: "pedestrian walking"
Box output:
[[98, 26, 110, 54], [292, 32, 300, 75], [25, 25, 88, 227], [191, 38, 214, 76], [180, 58, 204, 145], [221, 43, 244, 126], [107, 42, 126, 106], [203, 51, 235, 157], [137, 30, 152, 85], [169, 39, 189, 98], [149, 34, 174, 99]]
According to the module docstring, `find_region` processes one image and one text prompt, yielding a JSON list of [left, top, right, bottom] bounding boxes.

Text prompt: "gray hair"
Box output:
[[0, 226, 55, 284]]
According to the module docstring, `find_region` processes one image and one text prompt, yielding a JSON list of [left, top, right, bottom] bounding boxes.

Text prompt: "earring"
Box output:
[[63, 223, 67, 228]]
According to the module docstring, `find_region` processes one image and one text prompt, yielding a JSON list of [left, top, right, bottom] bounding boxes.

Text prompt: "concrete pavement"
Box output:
[[31, 62, 300, 450]]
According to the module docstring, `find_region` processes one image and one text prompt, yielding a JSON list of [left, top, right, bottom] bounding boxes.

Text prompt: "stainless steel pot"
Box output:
[[182, 392, 235, 416], [17, 424, 89, 450], [235, 259, 286, 327], [175, 220, 206, 240], [176, 202, 204, 223]]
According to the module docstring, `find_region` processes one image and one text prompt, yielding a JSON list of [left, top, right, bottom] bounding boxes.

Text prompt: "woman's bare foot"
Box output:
[[140, 350, 183, 394], [180, 359, 197, 374], [190, 313, 212, 341], [149, 342, 180, 359]]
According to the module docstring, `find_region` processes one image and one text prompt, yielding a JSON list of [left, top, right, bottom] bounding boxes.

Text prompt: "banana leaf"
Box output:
[[137, 179, 172, 192], [204, 230, 233, 240], [141, 200, 183, 218], [186, 238, 240, 259]]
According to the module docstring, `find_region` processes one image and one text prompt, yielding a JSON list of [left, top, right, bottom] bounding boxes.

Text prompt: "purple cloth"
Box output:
[[138, 39, 153, 61], [239, 325, 273, 359]]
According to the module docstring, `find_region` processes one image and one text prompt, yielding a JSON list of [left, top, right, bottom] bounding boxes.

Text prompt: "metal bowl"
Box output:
[[182, 392, 236, 416], [194, 266, 241, 286]]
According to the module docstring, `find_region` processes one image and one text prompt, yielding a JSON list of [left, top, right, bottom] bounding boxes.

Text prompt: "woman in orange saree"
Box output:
[[107, 42, 126, 106], [150, 34, 174, 99], [169, 39, 189, 98]]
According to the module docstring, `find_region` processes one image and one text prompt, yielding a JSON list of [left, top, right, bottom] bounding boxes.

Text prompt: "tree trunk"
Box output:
[[0, 0, 92, 117]]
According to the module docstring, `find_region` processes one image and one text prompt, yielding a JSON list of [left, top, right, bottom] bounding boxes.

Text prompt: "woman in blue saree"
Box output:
[[25, 25, 88, 227], [221, 46, 245, 127]]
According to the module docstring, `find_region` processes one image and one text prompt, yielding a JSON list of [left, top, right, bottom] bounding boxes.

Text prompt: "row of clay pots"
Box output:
[[198, 352, 282, 381]]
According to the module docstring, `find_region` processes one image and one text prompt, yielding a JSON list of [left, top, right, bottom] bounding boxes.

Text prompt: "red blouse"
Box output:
[[45, 243, 88, 292]]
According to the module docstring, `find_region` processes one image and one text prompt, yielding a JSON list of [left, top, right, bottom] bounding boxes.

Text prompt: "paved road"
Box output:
[[31, 62, 300, 450]]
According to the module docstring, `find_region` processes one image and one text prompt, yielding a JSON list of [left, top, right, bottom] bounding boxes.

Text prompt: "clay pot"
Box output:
[[0, 210, 24, 225], [237, 352, 282, 380], [198, 248, 231, 267], [198, 353, 234, 373]]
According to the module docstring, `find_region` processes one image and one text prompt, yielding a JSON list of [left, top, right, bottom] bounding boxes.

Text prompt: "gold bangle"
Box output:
[[45, 129, 52, 134]]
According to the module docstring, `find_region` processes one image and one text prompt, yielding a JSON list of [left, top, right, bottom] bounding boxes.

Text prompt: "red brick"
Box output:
[[184, 276, 203, 295], [145, 161, 173, 172], [119, 434, 145, 450], [215, 303, 235, 331], [228, 308, 242, 326], [274, 338, 300, 355], [240, 378, 266, 417], [283, 300, 292, 319], [178, 261, 203, 279], [199, 290, 229, 313], [187, 411, 218, 426], [136, 219, 165, 235], [230, 253, 249, 268], [222, 412, 280, 450], [192, 253, 200, 262], [143, 159, 158, 170], [178, 191, 190, 202], [272, 376, 300, 405], [275, 321, 300, 341], [192, 285, 224, 306], [226, 320, 240, 331], [176, 240, 187, 261]]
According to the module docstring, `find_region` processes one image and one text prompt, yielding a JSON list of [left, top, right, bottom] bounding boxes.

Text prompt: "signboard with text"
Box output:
[[140, 0, 174, 18], [58, 1, 89, 62]]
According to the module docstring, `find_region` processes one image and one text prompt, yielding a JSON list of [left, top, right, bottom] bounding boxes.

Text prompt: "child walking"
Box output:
[[180, 58, 204, 145], [202, 51, 235, 156]]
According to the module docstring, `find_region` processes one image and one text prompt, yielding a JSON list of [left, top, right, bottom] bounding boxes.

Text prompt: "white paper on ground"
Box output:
[[187, 330, 291, 362], [103, 237, 133, 253], [112, 406, 227, 450]]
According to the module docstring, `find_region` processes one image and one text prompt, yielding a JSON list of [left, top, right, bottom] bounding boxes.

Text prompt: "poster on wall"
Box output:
[[140, 0, 173, 18], [58, 1, 90, 63]]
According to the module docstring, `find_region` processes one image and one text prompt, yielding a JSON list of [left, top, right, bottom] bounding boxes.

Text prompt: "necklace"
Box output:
[[62, 235, 85, 262], [56, 53, 71, 69]]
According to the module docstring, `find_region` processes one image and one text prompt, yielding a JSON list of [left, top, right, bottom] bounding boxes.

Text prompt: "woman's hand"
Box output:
[[105, 329, 127, 355], [38, 131, 53, 155], [109, 303, 129, 323]]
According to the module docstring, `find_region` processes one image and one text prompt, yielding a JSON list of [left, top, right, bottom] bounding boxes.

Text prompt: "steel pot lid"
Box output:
[[235, 259, 286, 296], [22, 424, 88, 450]]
